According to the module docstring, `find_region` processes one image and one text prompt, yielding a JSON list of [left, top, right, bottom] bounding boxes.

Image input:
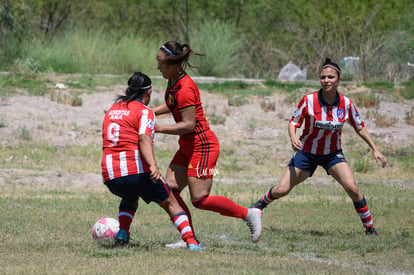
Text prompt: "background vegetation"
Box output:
[[1, 0, 413, 80]]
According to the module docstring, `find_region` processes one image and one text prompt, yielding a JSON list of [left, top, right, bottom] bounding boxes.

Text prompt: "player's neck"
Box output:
[[322, 91, 337, 105]]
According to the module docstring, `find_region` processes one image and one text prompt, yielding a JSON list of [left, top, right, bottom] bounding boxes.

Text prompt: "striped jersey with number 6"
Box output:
[[101, 100, 155, 182]]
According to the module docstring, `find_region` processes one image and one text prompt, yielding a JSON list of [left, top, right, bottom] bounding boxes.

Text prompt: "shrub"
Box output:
[[351, 92, 379, 108], [365, 110, 397, 127], [228, 96, 248, 107], [260, 99, 275, 112], [400, 81, 414, 100], [191, 20, 242, 77], [405, 107, 414, 125]]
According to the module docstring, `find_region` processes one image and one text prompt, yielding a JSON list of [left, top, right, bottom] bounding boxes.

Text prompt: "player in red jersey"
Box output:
[[154, 41, 262, 248], [101, 72, 201, 250], [251, 58, 387, 235]]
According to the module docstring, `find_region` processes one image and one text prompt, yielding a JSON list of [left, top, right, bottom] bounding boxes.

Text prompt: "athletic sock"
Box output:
[[192, 195, 248, 219], [118, 210, 135, 236], [259, 186, 277, 206], [173, 191, 195, 233], [171, 212, 197, 246], [353, 197, 374, 228]]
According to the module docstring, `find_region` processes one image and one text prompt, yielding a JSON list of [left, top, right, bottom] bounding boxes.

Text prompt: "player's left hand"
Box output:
[[374, 150, 387, 168]]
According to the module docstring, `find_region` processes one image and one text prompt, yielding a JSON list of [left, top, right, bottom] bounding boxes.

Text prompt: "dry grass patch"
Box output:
[[50, 90, 82, 106], [365, 110, 398, 127], [405, 107, 414, 125]]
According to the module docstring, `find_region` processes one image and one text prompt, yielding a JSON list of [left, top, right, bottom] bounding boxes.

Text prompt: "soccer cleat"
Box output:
[[244, 208, 263, 243], [365, 227, 378, 236], [251, 199, 268, 210], [187, 243, 202, 251], [115, 229, 130, 245]]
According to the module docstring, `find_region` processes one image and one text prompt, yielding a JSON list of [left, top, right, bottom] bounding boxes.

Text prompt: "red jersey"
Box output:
[[164, 73, 210, 143], [290, 90, 364, 155], [101, 99, 155, 182]]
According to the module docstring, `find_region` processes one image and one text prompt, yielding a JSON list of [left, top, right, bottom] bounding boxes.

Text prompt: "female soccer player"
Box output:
[[101, 72, 201, 250], [154, 41, 262, 248], [251, 58, 387, 235]]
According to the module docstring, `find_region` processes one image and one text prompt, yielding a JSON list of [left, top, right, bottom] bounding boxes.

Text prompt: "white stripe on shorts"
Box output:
[[106, 154, 114, 180], [120, 151, 128, 177]]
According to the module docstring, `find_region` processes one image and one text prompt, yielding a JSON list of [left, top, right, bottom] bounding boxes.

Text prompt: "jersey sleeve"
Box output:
[[289, 96, 307, 127], [176, 85, 196, 112], [347, 100, 365, 131], [138, 108, 155, 138]]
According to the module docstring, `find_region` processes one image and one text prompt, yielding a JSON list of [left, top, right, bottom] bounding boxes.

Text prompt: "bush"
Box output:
[[191, 20, 242, 77], [26, 30, 159, 74], [400, 81, 414, 100], [0, 1, 33, 69]]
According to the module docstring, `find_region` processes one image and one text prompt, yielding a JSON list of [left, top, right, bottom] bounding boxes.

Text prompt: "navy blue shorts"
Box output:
[[288, 150, 347, 177], [104, 173, 171, 204]]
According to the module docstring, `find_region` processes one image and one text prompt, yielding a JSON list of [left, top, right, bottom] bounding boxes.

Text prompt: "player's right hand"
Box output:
[[149, 165, 161, 182], [291, 138, 302, 151]]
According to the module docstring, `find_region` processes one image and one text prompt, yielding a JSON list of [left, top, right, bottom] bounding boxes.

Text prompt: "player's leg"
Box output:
[[155, 181, 200, 251], [328, 162, 377, 235], [165, 164, 192, 225], [188, 177, 262, 243], [252, 151, 313, 210], [104, 176, 139, 244], [114, 197, 137, 245], [163, 164, 199, 248]]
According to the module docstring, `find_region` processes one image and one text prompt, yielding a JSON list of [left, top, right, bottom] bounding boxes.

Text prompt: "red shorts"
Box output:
[[171, 130, 219, 178]]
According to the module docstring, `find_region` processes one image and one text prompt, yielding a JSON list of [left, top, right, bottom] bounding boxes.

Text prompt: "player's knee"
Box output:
[[191, 196, 207, 209], [274, 185, 291, 197]]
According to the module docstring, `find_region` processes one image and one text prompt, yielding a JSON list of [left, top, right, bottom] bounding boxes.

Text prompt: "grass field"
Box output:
[[1, 181, 413, 274], [0, 73, 413, 274]]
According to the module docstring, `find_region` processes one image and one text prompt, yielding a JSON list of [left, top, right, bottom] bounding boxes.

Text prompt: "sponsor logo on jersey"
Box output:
[[315, 120, 344, 131]]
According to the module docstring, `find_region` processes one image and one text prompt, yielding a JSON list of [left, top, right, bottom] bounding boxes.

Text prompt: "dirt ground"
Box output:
[[1, 76, 413, 189]]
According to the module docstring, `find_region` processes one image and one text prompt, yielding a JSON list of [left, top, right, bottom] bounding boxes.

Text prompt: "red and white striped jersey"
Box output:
[[290, 90, 364, 155], [101, 99, 155, 182]]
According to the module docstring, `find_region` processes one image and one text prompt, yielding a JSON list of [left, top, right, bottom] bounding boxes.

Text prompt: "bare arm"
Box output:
[[288, 122, 302, 151], [155, 108, 196, 135], [356, 127, 387, 167], [138, 134, 161, 182], [153, 103, 170, 116]]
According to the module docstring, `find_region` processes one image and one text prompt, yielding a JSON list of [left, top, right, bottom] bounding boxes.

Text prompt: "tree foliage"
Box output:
[[1, 0, 413, 80]]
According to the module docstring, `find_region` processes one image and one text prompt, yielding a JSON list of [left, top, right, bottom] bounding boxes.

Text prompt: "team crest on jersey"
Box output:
[[337, 109, 345, 120], [166, 85, 181, 108], [168, 94, 175, 106]]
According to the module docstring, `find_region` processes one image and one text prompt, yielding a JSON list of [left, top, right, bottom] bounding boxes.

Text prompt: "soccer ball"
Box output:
[[92, 217, 119, 243]]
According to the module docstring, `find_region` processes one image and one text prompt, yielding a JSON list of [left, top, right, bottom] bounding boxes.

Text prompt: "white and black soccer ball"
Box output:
[[92, 217, 119, 243]]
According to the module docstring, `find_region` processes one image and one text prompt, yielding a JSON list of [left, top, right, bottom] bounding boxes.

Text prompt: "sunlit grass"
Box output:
[[1, 182, 413, 274], [0, 143, 101, 173]]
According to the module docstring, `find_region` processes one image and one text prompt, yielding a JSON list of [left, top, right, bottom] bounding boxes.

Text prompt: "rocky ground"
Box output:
[[0, 76, 413, 189]]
